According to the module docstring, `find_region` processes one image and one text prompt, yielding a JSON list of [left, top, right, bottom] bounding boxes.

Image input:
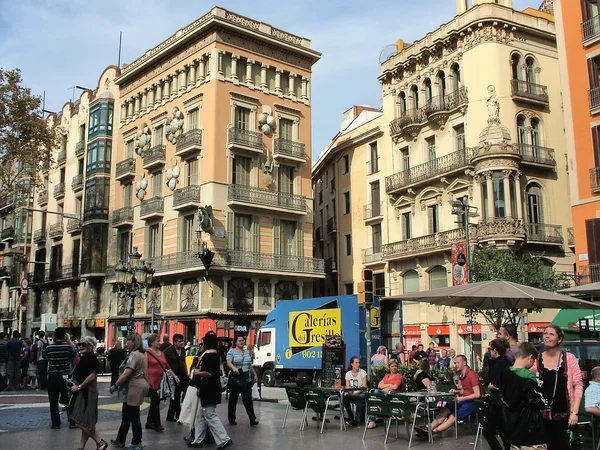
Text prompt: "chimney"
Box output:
[[456, 0, 468, 14]]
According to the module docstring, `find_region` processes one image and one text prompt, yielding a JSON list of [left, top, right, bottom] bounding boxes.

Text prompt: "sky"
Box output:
[[0, 0, 542, 159]]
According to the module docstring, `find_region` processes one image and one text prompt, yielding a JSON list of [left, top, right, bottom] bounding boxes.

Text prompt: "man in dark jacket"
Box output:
[[164, 333, 189, 422], [499, 342, 546, 449]]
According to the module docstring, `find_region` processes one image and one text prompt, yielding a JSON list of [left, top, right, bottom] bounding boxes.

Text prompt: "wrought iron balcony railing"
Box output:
[[1, 227, 14, 241], [274, 138, 306, 161], [48, 223, 64, 239], [510, 79, 549, 104], [57, 150, 67, 165], [72, 174, 83, 191], [590, 87, 600, 111], [582, 15, 600, 43], [362, 247, 382, 264], [115, 158, 136, 179], [325, 257, 338, 273], [228, 184, 307, 213], [367, 158, 380, 175], [444, 86, 469, 110], [143, 145, 166, 168], [591, 167, 600, 193], [0, 195, 14, 210], [38, 191, 48, 206], [326, 217, 337, 234], [173, 185, 201, 208], [176, 129, 203, 156], [577, 263, 600, 284], [53, 183, 65, 199], [383, 228, 470, 260], [66, 219, 81, 234], [385, 147, 475, 193], [476, 219, 526, 240], [516, 143, 556, 167], [227, 127, 263, 151], [112, 207, 134, 227], [524, 223, 563, 244], [568, 227, 575, 247], [33, 228, 46, 243], [363, 202, 383, 220], [75, 140, 85, 157], [140, 197, 164, 218]]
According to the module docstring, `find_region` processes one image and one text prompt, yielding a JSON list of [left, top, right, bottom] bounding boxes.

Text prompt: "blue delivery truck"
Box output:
[[253, 295, 381, 387]]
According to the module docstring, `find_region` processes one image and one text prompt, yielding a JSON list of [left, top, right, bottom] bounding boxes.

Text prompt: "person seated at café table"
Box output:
[[343, 356, 367, 427], [414, 359, 436, 391], [367, 359, 404, 429], [416, 355, 482, 438], [585, 366, 600, 417]]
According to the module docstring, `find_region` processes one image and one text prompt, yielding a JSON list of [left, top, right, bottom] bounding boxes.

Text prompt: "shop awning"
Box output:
[[551, 309, 600, 335]]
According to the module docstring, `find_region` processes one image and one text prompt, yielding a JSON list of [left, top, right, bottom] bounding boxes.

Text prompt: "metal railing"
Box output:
[[385, 147, 475, 193], [274, 138, 306, 160], [75, 140, 85, 157], [326, 217, 336, 234], [510, 79, 549, 103], [53, 183, 65, 199], [591, 167, 600, 193], [590, 87, 600, 111], [582, 15, 600, 42], [116, 158, 136, 178], [176, 129, 203, 153], [48, 223, 64, 239], [362, 247, 382, 264], [367, 158, 380, 175], [578, 263, 600, 284], [568, 227, 575, 247], [140, 197, 164, 217], [516, 143, 556, 167], [72, 174, 83, 190], [1, 227, 14, 240], [66, 219, 81, 234], [33, 228, 46, 243], [173, 185, 201, 207], [524, 223, 564, 244], [57, 150, 67, 165], [143, 145, 166, 167], [146, 248, 325, 275], [38, 191, 48, 206], [228, 127, 263, 151], [363, 202, 383, 220], [0, 195, 14, 210], [112, 207, 134, 226], [383, 228, 470, 260], [477, 219, 526, 239], [444, 86, 469, 110], [228, 184, 307, 212], [48, 264, 80, 281], [325, 257, 337, 273]]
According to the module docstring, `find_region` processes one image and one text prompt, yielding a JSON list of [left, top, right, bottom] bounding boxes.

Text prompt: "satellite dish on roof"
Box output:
[[379, 44, 397, 64]]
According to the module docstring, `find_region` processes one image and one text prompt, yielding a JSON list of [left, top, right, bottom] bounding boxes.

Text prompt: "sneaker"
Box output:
[[154, 425, 164, 432], [110, 439, 125, 448], [367, 422, 376, 429], [51, 424, 61, 429], [414, 426, 428, 439], [124, 444, 142, 450], [217, 440, 234, 449]]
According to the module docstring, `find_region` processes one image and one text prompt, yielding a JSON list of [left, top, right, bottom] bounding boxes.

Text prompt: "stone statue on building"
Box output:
[[486, 85, 500, 124]]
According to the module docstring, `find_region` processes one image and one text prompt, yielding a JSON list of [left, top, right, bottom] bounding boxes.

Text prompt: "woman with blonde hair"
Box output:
[[110, 333, 149, 450], [68, 336, 107, 450], [371, 346, 388, 367]]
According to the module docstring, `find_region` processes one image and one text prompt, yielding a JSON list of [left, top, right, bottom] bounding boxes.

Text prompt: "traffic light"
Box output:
[[358, 269, 374, 305]]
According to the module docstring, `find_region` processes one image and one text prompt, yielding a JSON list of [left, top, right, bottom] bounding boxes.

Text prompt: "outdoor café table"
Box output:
[[398, 390, 458, 444], [310, 386, 368, 430]]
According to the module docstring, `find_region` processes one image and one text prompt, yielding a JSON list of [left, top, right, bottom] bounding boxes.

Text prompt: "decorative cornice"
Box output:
[[230, 91, 260, 105], [274, 103, 302, 116], [150, 111, 168, 123], [183, 93, 204, 105], [122, 126, 138, 139]]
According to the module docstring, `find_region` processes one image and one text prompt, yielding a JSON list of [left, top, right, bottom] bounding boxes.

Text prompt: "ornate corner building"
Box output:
[[312, 0, 574, 356]]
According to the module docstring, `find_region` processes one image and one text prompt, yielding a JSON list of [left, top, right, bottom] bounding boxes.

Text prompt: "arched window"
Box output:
[[403, 270, 420, 293], [410, 85, 419, 110], [517, 114, 528, 145], [429, 266, 448, 289], [526, 184, 544, 225], [450, 63, 461, 91], [511, 54, 522, 80], [424, 78, 432, 105], [525, 57, 536, 84], [398, 92, 407, 115], [531, 118, 541, 147], [437, 71, 446, 98]]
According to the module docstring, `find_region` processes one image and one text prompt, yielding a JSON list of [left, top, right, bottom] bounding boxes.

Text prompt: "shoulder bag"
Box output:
[[148, 350, 176, 401], [227, 350, 251, 391], [189, 350, 214, 390]]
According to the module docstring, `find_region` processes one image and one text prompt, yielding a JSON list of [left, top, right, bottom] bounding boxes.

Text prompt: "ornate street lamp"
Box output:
[[113, 247, 155, 333]]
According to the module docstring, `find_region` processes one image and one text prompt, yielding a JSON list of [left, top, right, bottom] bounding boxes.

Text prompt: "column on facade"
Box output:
[[515, 171, 524, 219], [134, 94, 141, 115], [223, 276, 231, 307], [120, 103, 127, 124], [275, 68, 282, 94], [270, 279, 277, 307], [245, 59, 254, 86], [141, 90, 148, 113], [156, 82, 163, 104], [127, 98, 134, 118], [503, 169, 512, 218], [301, 76, 308, 101], [176, 280, 182, 312], [179, 68, 187, 92], [218, 51, 224, 76], [148, 85, 155, 109], [472, 175, 482, 216], [170, 72, 178, 97], [260, 64, 268, 90], [198, 57, 206, 82], [252, 277, 259, 312], [289, 73, 296, 98], [231, 55, 239, 81], [163, 77, 171, 100], [485, 171, 494, 219], [296, 281, 304, 299], [189, 62, 197, 88]]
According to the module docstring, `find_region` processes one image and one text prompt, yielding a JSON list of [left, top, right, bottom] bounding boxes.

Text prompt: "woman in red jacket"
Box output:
[[146, 334, 179, 431]]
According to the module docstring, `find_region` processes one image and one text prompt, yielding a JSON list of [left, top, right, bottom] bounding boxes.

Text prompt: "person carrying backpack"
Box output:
[[37, 331, 49, 390]]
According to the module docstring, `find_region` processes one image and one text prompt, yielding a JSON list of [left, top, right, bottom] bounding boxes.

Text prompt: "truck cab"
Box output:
[[254, 327, 276, 386]]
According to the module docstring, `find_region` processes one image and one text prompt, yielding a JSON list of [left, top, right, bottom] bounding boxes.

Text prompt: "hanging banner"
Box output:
[[451, 242, 468, 286]]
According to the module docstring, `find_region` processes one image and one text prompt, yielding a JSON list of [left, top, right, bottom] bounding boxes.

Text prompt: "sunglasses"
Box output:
[[77, 343, 89, 348]]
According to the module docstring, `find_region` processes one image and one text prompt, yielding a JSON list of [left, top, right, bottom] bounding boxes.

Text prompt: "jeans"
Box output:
[[47, 374, 68, 426], [0, 361, 6, 377], [37, 359, 48, 390], [167, 377, 188, 420], [228, 385, 256, 424], [117, 403, 143, 445], [193, 404, 230, 446], [146, 389, 162, 427], [344, 393, 365, 423], [483, 405, 511, 450], [7, 360, 20, 389]]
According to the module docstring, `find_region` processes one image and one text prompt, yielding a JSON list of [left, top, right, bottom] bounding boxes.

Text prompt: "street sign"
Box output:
[[20, 278, 28, 290], [467, 320, 473, 333]]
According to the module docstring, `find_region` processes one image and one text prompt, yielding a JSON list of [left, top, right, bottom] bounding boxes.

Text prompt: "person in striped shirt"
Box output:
[[44, 327, 76, 429]]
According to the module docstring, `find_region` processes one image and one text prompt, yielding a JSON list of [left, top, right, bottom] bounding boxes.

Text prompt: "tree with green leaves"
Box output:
[[468, 246, 571, 328], [0, 69, 56, 198]]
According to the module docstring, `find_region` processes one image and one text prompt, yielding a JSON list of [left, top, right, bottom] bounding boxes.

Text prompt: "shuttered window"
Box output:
[[179, 214, 196, 252], [188, 109, 199, 131], [233, 156, 251, 186], [586, 218, 600, 264], [428, 205, 439, 234], [234, 107, 250, 130], [278, 165, 294, 194], [234, 214, 252, 251], [593, 126, 600, 167], [279, 118, 293, 141], [402, 212, 412, 239]]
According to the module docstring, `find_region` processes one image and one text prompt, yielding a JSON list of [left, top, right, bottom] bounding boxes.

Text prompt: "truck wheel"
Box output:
[[262, 369, 275, 387]]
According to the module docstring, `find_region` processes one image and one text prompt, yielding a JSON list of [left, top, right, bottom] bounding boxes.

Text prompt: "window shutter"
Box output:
[[158, 224, 164, 257], [227, 212, 234, 249], [428, 207, 434, 234], [296, 223, 303, 257], [586, 218, 600, 264], [273, 219, 281, 255], [589, 58, 599, 89], [252, 216, 260, 253], [144, 226, 149, 258], [593, 127, 600, 167], [177, 216, 183, 252], [582, 0, 591, 22]]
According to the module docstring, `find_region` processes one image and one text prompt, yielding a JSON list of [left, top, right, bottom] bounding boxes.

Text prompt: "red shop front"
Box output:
[[427, 324, 451, 348], [403, 325, 422, 349]]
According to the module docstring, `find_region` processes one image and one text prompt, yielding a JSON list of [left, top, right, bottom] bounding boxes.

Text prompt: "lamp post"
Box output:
[[113, 247, 155, 334]]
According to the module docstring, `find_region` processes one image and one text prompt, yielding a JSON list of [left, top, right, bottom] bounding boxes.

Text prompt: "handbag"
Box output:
[[148, 350, 176, 401], [227, 370, 249, 390], [189, 350, 214, 391], [537, 351, 565, 421]]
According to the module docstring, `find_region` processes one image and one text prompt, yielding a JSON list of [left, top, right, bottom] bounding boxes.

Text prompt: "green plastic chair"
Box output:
[[387, 394, 415, 445], [282, 387, 308, 430], [472, 399, 487, 450], [362, 392, 391, 441], [304, 388, 342, 433]]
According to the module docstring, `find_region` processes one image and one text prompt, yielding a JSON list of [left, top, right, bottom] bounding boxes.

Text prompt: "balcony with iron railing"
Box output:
[[228, 184, 307, 214], [582, 15, 600, 44], [516, 143, 556, 168], [363, 202, 383, 221], [524, 223, 563, 245], [386, 147, 475, 194], [578, 263, 600, 284], [112, 206, 134, 228], [325, 257, 338, 273], [75, 140, 85, 157], [1, 227, 14, 241], [176, 129, 203, 157], [274, 138, 306, 162], [56, 150, 67, 166], [591, 87, 600, 112], [591, 167, 600, 193], [146, 248, 325, 276], [383, 227, 471, 261], [173, 185, 201, 210], [38, 190, 48, 207], [568, 227, 575, 248], [66, 219, 81, 235], [33, 228, 46, 244], [227, 127, 263, 153], [140, 197, 164, 220], [0, 195, 14, 211], [72, 174, 83, 192], [367, 158, 380, 175], [510, 79, 549, 105], [362, 247, 382, 264], [142, 145, 166, 170], [326, 217, 337, 234], [53, 183, 65, 200], [115, 158, 136, 181], [48, 223, 64, 240]]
